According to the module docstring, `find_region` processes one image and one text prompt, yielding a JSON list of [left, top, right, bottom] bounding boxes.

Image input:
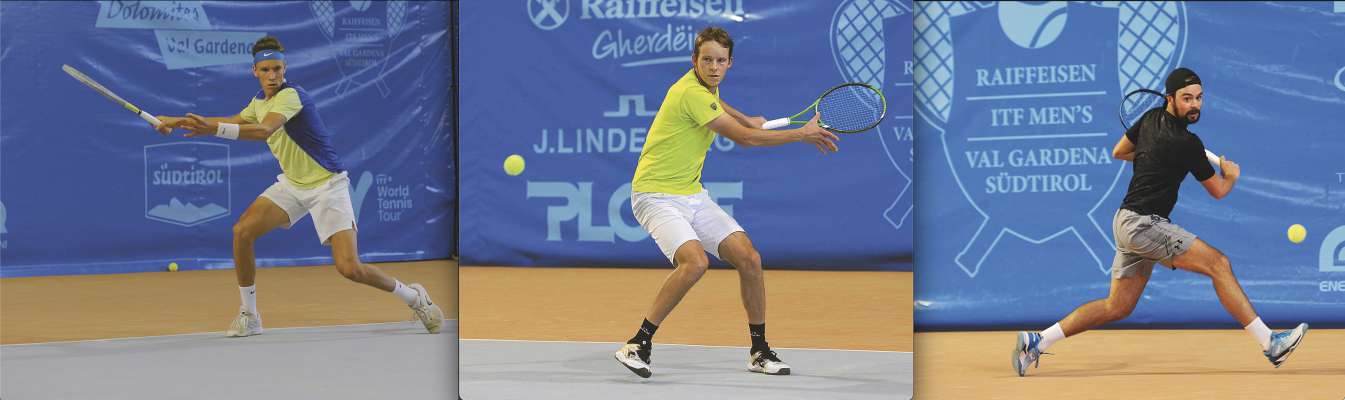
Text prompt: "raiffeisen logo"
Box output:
[[529, 0, 747, 68], [578, 0, 745, 20]]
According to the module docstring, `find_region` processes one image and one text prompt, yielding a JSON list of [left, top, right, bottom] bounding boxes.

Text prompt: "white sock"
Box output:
[[1038, 323, 1066, 352], [239, 285, 258, 315], [392, 280, 419, 306], [1245, 317, 1272, 351]]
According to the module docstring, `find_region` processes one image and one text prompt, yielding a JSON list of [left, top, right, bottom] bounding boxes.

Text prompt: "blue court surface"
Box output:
[[461, 339, 912, 400], [1, 321, 458, 399]]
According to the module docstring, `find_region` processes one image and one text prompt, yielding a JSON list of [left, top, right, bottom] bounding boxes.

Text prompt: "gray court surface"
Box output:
[[1, 321, 458, 400], [461, 339, 912, 400]]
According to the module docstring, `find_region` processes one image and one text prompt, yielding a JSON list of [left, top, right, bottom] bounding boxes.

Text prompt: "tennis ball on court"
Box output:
[[168, 262, 179, 272], [1287, 224, 1306, 244], [503, 154, 525, 176]]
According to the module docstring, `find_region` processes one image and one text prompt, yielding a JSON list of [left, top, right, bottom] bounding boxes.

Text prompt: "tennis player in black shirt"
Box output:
[[1010, 68, 1309, 376]]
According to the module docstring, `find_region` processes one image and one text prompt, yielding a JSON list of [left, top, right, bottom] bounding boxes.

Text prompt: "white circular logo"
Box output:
[[528, 0, 570, 31], [999, 1, 1068, 49], [1334, 65, 1345, 93]]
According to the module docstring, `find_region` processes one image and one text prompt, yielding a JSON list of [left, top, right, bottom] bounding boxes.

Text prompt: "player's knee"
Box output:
[[677, 254, 710, 280], [232, 221, 258, 242], [334, 258, 362, 281], [1104, 300, 1136, 321], [738, 249, 762, 269], [1211, 253, 1232, 276], [735, 251, 763, 279]]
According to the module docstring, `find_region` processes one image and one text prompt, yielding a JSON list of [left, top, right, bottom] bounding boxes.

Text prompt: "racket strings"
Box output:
[[1120, 91, 1164, 130], [817, 85, 885, 132]]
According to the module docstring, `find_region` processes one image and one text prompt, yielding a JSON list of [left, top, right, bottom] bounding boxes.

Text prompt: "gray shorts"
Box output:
[[1110, 208, 1197, 279]]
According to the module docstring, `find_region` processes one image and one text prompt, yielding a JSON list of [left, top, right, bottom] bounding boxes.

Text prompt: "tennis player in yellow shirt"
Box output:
[[155, 36, 444, 337], [615, 26, 839, 378]]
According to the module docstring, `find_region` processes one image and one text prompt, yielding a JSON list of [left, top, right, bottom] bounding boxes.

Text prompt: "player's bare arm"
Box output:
[[719, 100, 766, 129], [155, 114, 246, 135], [1111, 134, 1135, 161], [177, 112, 286, 140], [709, 112, 838, 153], [1199, 156, 1239, 199]]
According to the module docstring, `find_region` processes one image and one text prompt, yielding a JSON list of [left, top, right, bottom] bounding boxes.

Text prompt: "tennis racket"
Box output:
[[1119, 88, 1220, 167], [761, 82, 886, 133], [62, 64, 162, 127]]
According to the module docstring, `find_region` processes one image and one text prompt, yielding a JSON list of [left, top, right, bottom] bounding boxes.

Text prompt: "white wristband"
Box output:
[[216, 123, 240, 140]]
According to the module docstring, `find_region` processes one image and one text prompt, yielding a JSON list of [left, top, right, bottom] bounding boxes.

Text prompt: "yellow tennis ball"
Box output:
[[504, 154, 525, 176], [1287, 224, 1306, 244], [168, 262, 179, 272]]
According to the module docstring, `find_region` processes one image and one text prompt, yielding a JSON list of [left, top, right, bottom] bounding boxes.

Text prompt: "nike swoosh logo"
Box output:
[[262, 51, 273, 56]]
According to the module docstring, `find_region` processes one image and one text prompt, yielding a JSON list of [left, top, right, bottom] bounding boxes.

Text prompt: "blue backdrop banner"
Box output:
[[459, 0, 913, 270], [914, 2, 1345, 329], [0, 1, 454, 277]]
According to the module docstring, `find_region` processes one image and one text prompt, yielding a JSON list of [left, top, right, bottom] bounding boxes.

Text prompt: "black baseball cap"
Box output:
[[1165, 67, 1201, 95]]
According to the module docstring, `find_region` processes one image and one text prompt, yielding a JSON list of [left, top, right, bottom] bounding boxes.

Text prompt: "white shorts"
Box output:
[[259, 172, 357, 246], [631, 189, 745, 264]]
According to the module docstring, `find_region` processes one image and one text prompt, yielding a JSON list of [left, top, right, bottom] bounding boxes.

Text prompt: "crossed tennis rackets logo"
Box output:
[[529, 0, 570, 30], [830, 0, 914, 232], [915, 2, 1188, 278]]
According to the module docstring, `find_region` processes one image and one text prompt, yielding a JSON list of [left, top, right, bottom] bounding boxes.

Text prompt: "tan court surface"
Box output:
[[917, 330, 1345, 399], [1, 260, 457, 344], [460, 266, 912, 352]]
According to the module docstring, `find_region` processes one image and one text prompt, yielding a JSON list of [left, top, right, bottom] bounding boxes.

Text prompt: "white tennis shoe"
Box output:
[[225, 306, 263, 337], [748, 349, 791, 375], [408, 283, 444, 334]]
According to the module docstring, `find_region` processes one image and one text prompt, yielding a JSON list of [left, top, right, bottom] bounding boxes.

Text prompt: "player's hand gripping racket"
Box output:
[[62, 64, 162, 127], [762, 82, 887, 133], [1119, 88, 1221, 167]]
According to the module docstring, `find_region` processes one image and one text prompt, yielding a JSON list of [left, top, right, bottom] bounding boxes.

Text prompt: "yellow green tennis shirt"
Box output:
[[631, 69, 725, 195], [240, 87, 336, 189]]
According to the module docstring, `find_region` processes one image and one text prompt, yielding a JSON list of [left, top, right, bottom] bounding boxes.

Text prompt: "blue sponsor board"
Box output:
[[915, 2, 1345, 329], [459, 0, 914, 270], [0, 1, 454, 277]]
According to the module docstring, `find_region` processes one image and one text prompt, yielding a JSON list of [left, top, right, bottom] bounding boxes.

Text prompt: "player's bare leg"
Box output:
[[329, 229, 396, 291], [226, 197, 290, 337], [329, 229, 443, 333], [1014, 271, 1149, 375], [231, 197, 290, 287], [718, 232, 765, 325], [1168, 238, 1307, 366], [718, 232, 789, 375], [1167, 239, 1254, 325], [615, 241, 709, 378], [646, 240, 711, 325], [1059, 273, 1151, 336]]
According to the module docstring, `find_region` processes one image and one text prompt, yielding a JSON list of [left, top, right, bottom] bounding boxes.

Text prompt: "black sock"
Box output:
[[749, 323, 768, 352], [629, 319, 658, 347]]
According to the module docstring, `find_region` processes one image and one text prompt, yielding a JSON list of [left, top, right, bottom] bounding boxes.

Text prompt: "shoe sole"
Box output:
[[419, 306, 444, 334], [614, 353, 652, 378], [749, 366, 791, 375], [1012, 332, 1028, 377], [225, 329, 262, 337], [1270, 324, 1309, 368]]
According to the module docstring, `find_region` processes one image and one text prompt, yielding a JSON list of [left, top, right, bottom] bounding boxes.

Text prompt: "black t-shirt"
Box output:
[[1118, 107, 1216, 219]]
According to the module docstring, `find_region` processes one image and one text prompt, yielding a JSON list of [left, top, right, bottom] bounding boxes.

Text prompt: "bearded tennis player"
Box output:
[[1011, 67, 1309, 376], [154, 36, 444, 337], [613, 26, 840, 378]]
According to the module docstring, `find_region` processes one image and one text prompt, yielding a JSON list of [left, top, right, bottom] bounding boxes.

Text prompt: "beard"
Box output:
[[1184, 109, 1200, 124]]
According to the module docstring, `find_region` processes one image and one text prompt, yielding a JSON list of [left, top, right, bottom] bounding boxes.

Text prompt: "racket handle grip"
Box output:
[[1205, 149, 1220, 167], [139, 111, 162, 127], [762, 117, 790, 130]]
